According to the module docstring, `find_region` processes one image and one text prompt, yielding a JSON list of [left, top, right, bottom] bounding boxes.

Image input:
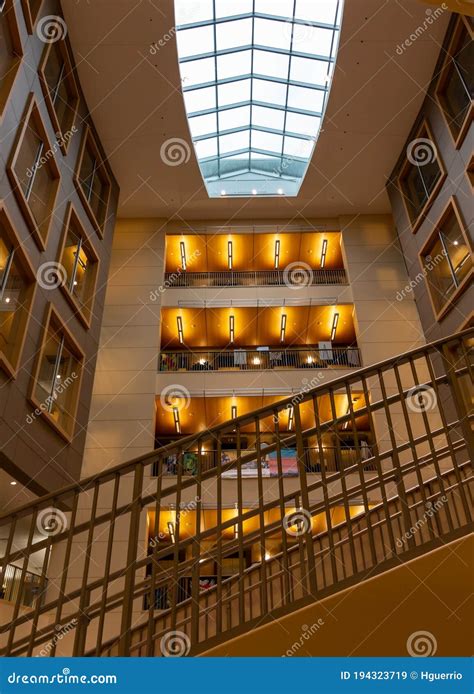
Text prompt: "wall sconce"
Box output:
[[177, 316, 184, 343], [287, 404, 294, 431], [330, 312, 339, 341], [179, 241, 186, 270], [234, 502, 239, 538], [228, 240, 233, 270], [231, 404, 237, 419], [167, 521, 176, 543], [280, 313, 287, 343], [320, 239, 327, 268], [229, 314, 235, 343], [172, 406, 181, 434], [274, 239, 281, 269]]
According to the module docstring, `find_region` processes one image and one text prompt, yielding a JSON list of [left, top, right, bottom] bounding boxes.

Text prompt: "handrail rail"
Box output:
[[0, 328, 472, 657], [163, 268, 348, 287], [0, 327, 471, 523]]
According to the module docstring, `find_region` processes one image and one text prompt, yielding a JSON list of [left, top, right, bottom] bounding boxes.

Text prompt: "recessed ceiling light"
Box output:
[[10, 481, 17, 486], [221, 189, 226, 196], [252, 189, 257, 195], [277, 188, 284, 195], [5, 297, 10, 303]]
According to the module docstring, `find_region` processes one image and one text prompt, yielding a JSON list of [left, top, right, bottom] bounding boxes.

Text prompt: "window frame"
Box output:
[[7, 93, 61, 251], [435, 16, 473, 149], [0, 0, 23, 122], [0, 203, 36, 378], [20, 0, 43, 34], [418, 196, 473, 322], [29, 303, 84, 442], [397, 119, 446, 233], [74, 125, 112, 240], [38, 38, 80, 155], [467, 153, 474, 189], [57, 202, 100, 329]]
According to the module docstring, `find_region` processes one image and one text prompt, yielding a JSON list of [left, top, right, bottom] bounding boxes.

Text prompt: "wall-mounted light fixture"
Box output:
[[229, 314, 235, 343], [287, 404, 294, 431], [231, 404, 237, 419], [167, 521, 176, 543], [320, 239, 328, 268], [274, 239, 281, 269], [331, 312, 339, 341], [227, 240, 233, 270], [172, 406, 181, 434], [234, 501, 239, 538], [179, 241, 186, 270], [280, 313, 287, 343], [177, 316, 184, 343]]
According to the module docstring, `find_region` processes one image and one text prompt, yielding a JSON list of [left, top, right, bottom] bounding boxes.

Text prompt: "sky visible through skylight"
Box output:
[[174, 0, 343, 197]]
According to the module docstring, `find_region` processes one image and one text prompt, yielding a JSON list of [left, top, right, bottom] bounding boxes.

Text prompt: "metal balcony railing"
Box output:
[[0, 329, 472, 657], [163, 268, 347, 288], [159, 346, 361, 371], [0, 565, 45, 608]]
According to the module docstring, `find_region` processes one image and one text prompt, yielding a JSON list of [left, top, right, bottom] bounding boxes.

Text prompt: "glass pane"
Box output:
[[183, 86, 216, 114], [15, 125, 42, 199], [218, 78, 251, 106], [89, 169, 108, 225], [253, 78, 287, 106], [188, 113, 217, 138], [283, 136, 314, 157], [219, 105, 251, 131], [255, 0, 294, 16], [253, 50, 289, 79], [217, 50, 252, 80], [0, 11, 15, 92], [180, 58, 215, 87], [290, 26, 334, 57], [252, 105, 285, 130], [254, 18, 291, 51], [290, 56, 330, 86], [441, 210, 472, 290], [36, 332, 60, 405], [176, 26, 214, 59], [216, 18, 252, 51], [215, 0, 253, 18], [287, 85, 325, 112], [174, 1, 214, 26], [0, 235, 13, 287], [219, 129, 250, 154], [285, 111, 321, 136], [0, 248, 25, 359], [402, 165, 428, 221], [195, 138, 218, 159], [252, 130, 283, 153], [53, 341, 78, 428], [295, 0, 339, 25], [29, 163, 52, 231]]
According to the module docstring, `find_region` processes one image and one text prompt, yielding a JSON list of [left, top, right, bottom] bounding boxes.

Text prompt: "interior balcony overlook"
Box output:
[[158, 304, 360, 374], [164, 230, 346, 289]]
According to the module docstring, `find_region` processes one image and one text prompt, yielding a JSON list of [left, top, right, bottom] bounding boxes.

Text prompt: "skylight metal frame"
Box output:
[[175, 1, 343, 197]]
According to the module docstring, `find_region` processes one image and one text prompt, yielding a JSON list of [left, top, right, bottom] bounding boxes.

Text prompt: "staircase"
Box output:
[[0, 329, 472, 657]]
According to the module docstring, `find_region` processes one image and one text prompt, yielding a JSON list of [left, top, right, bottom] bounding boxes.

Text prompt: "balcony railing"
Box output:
[[0, 565, 45, 608], [159, 346, 361, 372], [163, 269, 347, 288]]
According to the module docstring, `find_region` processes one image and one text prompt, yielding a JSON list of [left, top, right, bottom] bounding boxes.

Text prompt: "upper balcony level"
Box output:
[[164, 230, 347, 289]]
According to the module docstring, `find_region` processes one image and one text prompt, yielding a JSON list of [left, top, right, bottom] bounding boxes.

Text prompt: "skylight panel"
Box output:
[[174, 0, 343, 197]]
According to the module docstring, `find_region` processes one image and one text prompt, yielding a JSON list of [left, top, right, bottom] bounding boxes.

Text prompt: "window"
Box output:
[[174, 0, 344, 197], [0, 205, 36, 377], [398, 121, 445, 232], [468, 154, 474, 188], [30, 306, 83, 440], [0, 0, 22, 119], [436, 17, 473, 147], [58, 204, 99, 327], [38, 39, 79, 154], [420, 198, 473, 319], [7, 94, 60, 249], [74, 126, 111, 238], [20, 0, 43, 33]]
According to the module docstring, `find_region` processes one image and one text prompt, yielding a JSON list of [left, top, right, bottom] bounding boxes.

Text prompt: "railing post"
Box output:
[[118, 464, 144, 656], [439, 342, 474, 462]]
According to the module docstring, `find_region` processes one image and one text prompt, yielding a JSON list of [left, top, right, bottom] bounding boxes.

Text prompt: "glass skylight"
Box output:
[[174, 0, 344, 197]]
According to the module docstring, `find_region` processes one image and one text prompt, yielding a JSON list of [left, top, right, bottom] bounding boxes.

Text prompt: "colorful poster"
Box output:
[[221, 448, 298, 477]]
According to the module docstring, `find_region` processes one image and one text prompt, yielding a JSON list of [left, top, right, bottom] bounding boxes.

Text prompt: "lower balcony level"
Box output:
[[159, 346, 361, 372]]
